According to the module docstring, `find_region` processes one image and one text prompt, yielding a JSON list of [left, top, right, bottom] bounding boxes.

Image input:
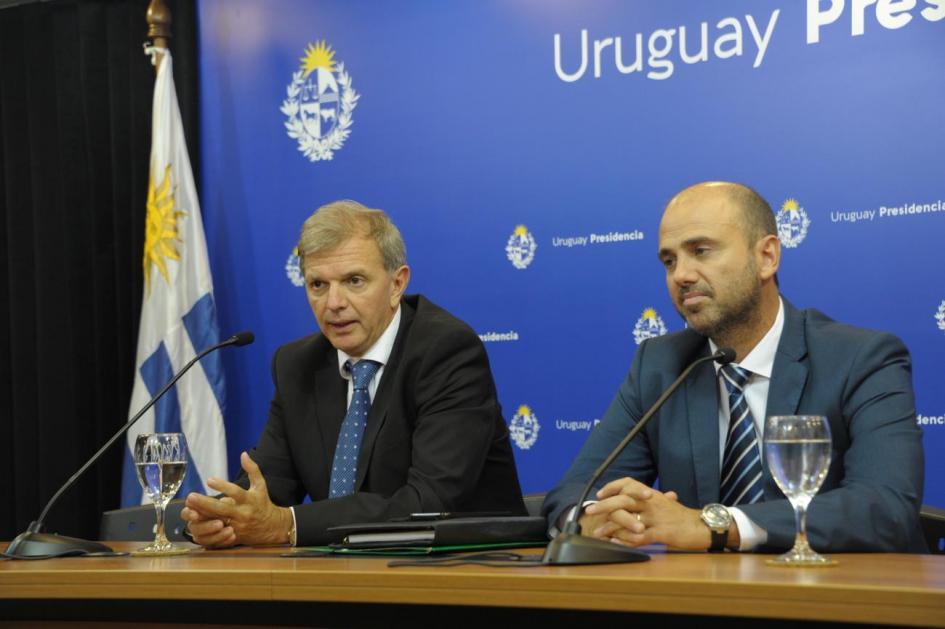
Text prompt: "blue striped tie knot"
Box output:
[[719, 364, 764, 506]]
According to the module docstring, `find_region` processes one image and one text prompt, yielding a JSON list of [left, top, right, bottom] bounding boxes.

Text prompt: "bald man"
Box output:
[[543, 182, 926, 553]]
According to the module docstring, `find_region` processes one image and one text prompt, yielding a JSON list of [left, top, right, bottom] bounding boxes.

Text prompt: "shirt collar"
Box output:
[[337, 305, 402, 379], [710, 297, 784, 378]]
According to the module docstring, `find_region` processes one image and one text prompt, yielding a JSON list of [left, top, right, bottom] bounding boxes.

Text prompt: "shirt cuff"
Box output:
[[289, 506, 298, 547], [729, 506, 767, 551]]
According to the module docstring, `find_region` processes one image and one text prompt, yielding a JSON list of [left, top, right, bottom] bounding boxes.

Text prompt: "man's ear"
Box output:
[[756, 234, 780, 281], [389, 265, 410, 307]]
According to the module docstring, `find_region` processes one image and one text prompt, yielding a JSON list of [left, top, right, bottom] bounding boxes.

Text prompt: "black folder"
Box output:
[[326, 515, 549, 549]]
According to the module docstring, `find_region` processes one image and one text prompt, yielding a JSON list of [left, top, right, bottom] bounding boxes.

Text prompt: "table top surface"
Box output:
[[3, 542, 944, 626]]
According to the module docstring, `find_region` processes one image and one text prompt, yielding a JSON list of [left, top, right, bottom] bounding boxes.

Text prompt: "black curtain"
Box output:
[[0, 0, 199, 541]]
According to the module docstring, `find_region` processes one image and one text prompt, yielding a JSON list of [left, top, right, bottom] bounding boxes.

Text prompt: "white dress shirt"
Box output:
[[710, 297, 785, 550], [336, 305, 402, 404]]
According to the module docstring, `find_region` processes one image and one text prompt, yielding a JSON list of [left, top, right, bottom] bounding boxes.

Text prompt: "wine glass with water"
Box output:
[[133, 433, 189, 555], [764, 415, 836, 566]]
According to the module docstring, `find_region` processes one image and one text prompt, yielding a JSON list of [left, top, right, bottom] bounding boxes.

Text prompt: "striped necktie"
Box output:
[[329, 359, 381, 499], [719, 364, 765, 506]]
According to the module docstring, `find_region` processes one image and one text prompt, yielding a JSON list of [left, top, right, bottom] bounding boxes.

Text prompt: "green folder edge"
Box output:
[[284, 541, 548, 557]]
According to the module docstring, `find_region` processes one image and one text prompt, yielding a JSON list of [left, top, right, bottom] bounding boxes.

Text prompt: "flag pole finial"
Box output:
[[146, 0, 172, 69]]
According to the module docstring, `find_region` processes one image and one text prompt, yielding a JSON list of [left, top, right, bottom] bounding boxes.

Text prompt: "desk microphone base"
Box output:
[[4, 529, 114, 560], [541, 532, 650, 565]]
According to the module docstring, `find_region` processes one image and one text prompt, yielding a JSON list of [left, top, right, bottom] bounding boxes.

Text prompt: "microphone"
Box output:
[[542, 347, 735, 565], [3, 331, 255, 560], [230, 330, 255, 346]]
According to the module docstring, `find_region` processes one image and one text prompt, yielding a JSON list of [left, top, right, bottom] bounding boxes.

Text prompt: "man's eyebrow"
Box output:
[[303, 268, 369, 281], [658, 236, 718, 259]]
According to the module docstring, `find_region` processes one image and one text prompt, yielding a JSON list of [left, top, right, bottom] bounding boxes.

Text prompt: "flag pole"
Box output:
[[127, 0, 231, 515]]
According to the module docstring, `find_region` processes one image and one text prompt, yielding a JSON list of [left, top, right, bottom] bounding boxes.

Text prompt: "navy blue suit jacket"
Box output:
[[544, 299, 926, 552]]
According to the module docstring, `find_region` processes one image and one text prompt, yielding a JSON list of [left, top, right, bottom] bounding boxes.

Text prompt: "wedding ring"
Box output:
[[635, 513, 643, 523]]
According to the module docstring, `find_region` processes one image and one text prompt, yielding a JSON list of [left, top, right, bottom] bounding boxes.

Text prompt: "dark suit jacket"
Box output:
[[243, 294, 525, 545], [544, 299, 926, 552]]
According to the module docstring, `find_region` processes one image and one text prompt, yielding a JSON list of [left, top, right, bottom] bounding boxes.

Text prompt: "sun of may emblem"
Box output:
[[633, 308, 668, 345], [281, 41, 359, 162], [506, 225, 537, 270], [509, 404, 540, 450], [776, 198, 810, 249], [143, 164, 186, 295]]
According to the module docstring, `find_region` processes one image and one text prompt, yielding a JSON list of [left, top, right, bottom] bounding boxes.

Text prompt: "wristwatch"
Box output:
[[700, 503, 733, 552]]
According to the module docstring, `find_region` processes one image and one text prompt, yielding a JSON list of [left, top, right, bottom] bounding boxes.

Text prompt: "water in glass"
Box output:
[[766, 438, 831, 507], [135, 461, 187, 506]]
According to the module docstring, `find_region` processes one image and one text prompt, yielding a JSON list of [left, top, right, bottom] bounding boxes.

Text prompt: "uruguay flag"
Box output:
[[121, 48, 228, 507]]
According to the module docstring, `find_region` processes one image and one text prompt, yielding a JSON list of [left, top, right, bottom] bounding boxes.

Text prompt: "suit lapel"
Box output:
[[761, 299, 810, 496], [764, 300, 809, 418], [686, 350, 722, 505], [353, 299, 414, 490], [314, 352, 347, 478]]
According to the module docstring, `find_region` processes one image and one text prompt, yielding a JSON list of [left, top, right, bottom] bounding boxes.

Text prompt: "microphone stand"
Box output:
[[3, 332, 254, 559], [542, 348, 734, 565]]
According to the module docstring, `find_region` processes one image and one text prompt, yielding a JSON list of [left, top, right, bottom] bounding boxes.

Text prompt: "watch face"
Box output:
[[703, 504, 731, 529]]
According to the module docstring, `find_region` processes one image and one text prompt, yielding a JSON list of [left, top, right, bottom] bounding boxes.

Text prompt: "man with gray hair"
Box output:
[[182, 200, 525, 547]]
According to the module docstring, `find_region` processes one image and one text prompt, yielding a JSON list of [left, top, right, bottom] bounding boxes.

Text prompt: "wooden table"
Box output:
[[2, 543, 944, 627]]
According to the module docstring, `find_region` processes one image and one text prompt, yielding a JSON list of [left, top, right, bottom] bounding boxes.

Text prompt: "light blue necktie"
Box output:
[[720, 364, 765, 506], [329, 359, 381, 498]]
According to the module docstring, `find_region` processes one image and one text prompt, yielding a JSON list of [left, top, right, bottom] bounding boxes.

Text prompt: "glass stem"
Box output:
[[794, 502, 810, 550], [154, 502, 168, 544]]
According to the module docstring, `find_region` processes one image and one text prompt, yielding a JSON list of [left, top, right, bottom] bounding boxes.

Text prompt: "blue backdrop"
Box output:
[[196, 0, 945, 506]]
